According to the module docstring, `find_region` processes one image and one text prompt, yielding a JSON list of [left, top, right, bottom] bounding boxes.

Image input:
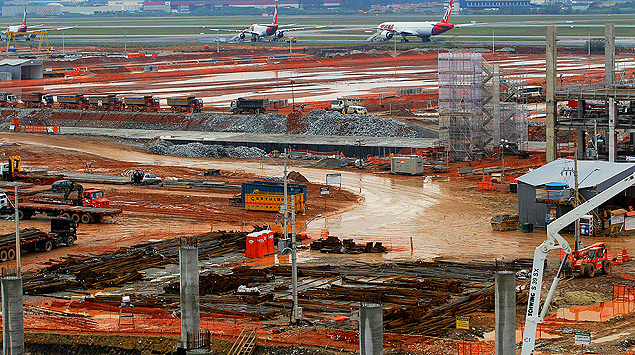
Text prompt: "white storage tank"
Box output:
[[390, 156, 424, 175]]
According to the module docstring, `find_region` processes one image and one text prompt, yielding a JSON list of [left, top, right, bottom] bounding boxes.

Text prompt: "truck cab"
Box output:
[[82, 190, 110, 208], [49, 217, 77, 246], [331, 97, 364, 113]]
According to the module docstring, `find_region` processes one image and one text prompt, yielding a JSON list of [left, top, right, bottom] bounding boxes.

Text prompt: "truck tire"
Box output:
[[71, 213, 81, 224], [255, 108, 261, 114], [249, 108, 255, 114], [602, 259, 612, 275], [66, 236, 75, 247], [232, 108, 239, 114], [81, 213, 92, 224], [17, 210, 31, 220], [60, 213, 71, 219], [0, 250, 7, 262], [7, 248, 15, 261], [43, 240, 53, 252], [584, 263, 595, 278]]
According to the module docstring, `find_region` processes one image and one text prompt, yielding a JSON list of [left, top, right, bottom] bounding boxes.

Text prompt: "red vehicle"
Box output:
[[561, 242, 612, 278]]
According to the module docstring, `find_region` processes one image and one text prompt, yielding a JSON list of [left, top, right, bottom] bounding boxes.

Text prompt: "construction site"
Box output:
[[3, 22, 635, 355]]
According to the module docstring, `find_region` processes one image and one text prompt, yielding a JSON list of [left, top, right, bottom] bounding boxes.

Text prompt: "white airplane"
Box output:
[[367, 0, 465, 42], [205, 5, 328, 42], [1, 7, 76, 41]]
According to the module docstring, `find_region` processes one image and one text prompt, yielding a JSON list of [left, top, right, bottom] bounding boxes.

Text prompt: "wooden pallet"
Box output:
[[227, 327, 258, 355]]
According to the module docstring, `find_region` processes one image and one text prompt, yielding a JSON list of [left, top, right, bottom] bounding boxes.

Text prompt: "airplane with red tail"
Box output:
[[367, 0, 467, 42], [1, 7, 76, 41]]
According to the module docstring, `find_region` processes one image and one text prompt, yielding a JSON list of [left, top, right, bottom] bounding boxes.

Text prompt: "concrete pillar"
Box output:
[[578, 130, 586, 159], [546, 26, 558, 162], [495, 261, 515, 355], [605, 23, 615, 87], [2, 275, 24, 355], [359, 299, 383, 355], [609, 97, 616, 162], [179, 242, 200, 348]]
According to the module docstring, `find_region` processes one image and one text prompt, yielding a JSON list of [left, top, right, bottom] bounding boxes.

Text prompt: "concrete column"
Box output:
[[359, 300, 383, 355], [609, 97, 616, 162], [2, 276, 24, 355], [495, 262, 515, 355], [578, 130, 586, 159], [605, 24, 615, 87], [179, 243, 200, 348], [546, 26, 558, 162]]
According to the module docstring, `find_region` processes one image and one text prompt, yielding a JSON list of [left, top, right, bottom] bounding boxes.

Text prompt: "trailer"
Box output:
[[390, 156, 424, 175], [57, 94, 85, 109], [0, 218, 76, 262], [330, 97, 363, 113], [167, 96, 203, 113], [230, 98, 269, 114], [241, 181, 307, 203], [85, 95, 124, 110], [124, 96, 160, 111], [0, 156, 63, 185], [21, 92, 53, 108], [244, 191, 304, 213]]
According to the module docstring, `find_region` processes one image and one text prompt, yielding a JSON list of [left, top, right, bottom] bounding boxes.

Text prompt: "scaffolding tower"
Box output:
[[438, 51, 528, 159]]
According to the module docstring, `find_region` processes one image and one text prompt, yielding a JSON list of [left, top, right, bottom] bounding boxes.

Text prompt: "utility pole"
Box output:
[[574, 152, 580, 252], [283, 149, 288, 245], [14, 186, 19, 276], [290, 194, 299, 324]]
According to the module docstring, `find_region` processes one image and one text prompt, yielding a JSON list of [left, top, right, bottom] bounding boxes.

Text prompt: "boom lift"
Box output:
[[522, 173, 635, 355]]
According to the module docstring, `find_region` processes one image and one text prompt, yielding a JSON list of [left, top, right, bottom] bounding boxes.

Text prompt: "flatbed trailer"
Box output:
[[15, 203, 122, 224]]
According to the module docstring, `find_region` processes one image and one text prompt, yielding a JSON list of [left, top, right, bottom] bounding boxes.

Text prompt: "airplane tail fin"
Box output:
[[22, 7, 27, 27], [273, 5, 278, 25], [441, 0, 452, 23]]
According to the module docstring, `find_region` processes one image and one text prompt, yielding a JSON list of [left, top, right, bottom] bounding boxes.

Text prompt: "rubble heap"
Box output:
[[147, 140, 267, 159]]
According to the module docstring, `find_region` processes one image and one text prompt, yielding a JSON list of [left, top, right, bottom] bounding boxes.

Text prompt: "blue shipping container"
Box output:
[[241, 181, 308, 203]]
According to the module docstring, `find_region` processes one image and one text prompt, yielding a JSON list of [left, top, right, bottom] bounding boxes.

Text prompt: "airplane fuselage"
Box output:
[[249, 24, 278, 38], [377, 21, 454, 39]]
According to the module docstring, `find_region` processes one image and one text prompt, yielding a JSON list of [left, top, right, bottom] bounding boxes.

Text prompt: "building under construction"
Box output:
[[438, 52, 528, 159]]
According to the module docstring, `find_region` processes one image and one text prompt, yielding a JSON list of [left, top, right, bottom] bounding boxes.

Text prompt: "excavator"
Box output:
[[522, 173, 635, 354]]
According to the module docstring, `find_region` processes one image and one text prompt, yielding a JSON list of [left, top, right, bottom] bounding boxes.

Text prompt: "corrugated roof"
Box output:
[[517, 158, 635, 189], [0, 59, 43, 66]]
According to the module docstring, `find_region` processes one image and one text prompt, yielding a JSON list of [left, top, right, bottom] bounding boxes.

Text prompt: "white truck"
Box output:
[[330, 97, 364, 113], [521, 173, 635, 355]]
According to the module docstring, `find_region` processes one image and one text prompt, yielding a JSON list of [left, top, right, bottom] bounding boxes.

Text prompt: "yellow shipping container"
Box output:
[[245, 192, 304, 213]]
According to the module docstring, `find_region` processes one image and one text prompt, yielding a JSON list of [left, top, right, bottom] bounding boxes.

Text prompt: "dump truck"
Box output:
[[0, 218, 77, 262], [85, 95, 124, 110], [124, 96, 160, 111], [0, 156, 63, 185], [0, 187, 122, 224], [57, 94, 86, 109], [0, 92, 18, 107], [20, 92, 54, 108], [167, 96, 203, 112], [330, 97, 363, 113], [230, 98, 269, 114]]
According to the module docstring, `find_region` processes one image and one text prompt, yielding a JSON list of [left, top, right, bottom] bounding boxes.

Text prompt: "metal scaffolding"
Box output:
[[438, 51, 528, 159]]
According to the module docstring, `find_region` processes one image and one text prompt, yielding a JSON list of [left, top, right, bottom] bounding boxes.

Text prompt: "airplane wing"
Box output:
[[366, 30, 384, 42], [204, 27, 247, 33], [35, 24, 77, 32], [278, 24, 331, 32]]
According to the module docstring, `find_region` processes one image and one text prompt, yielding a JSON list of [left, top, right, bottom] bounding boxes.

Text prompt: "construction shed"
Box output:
[[0, 59, 44, 80], [517, 159, 635, 228], [390, 156, 424, 175]]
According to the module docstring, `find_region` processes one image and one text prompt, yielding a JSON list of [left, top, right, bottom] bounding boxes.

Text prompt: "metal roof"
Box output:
[[0, 59, 43, 66], [517, 158, 635, 189]]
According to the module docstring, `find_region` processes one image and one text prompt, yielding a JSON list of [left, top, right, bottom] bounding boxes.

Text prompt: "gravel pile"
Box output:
[[197, 113, 287, 133], [303, 110, 418, 137], [147, 140, 267, 159]]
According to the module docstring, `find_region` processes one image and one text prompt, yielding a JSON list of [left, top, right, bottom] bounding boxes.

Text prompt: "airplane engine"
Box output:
[[380, 31, 393, 40], [276, 31, 284, 39], [239, 32, 246, 40], [29, 34, 37, 39]]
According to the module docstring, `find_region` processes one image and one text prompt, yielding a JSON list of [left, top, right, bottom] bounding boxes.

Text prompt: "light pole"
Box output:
[[290, 208, 322, 324], [290, 80, 295, 112]]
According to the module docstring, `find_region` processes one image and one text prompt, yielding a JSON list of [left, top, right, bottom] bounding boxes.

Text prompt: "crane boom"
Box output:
[[521, 172, 635, 355]]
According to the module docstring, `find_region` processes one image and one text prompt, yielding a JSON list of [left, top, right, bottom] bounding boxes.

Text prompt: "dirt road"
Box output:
[[0, 132, 552, 263]]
